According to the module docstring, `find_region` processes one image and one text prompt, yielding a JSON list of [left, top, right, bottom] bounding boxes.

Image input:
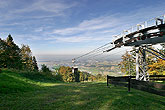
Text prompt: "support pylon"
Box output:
[[136, 46, 149, 81]]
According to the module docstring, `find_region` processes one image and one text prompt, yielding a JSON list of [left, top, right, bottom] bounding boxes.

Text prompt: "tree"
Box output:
[[58, 66, 72, 82], [96, 74, 102, 80], [79, 72, 84, 81], [83, 72, 90, 81], [148, 44, 165, 75], [148, 59, 165, 75], [41, 64, 51, 73], [5, 34, 22, 69], [118, 51, 136, 75], [159, 43, 165, 58], [20, 44, 33, 71], [119, 45, 165, 76], [52, 65, 60, 74], [58, 66, 77, 82], [0, 34, 39, 71], [32, 56, 38, 71], [0, 38, 8, 68], [66, 71, 75, 82]]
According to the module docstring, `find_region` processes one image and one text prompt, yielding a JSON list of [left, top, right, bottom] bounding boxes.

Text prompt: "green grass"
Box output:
[[153, 81, 165, 84], [0, 70, 165, 110]]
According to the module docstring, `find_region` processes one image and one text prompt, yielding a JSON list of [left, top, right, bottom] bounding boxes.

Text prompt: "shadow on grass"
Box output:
[[19, 72, 59, 83], [27, 82, 165, 110], [0, 69, 165, 110], [0, 72, 40, 94]]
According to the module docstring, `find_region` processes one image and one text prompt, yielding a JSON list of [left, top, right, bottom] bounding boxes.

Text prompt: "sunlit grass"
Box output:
[[0, 70, 165, 110]]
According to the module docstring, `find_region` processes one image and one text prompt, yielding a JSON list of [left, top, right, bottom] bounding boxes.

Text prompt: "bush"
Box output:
[[41, 64, 51, 74], [54, 73, 63, 81]]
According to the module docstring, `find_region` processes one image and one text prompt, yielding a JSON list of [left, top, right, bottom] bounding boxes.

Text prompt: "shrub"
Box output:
[[41, 64, 51, 74]]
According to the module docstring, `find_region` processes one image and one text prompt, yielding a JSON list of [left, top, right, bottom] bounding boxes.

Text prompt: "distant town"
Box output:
[[37, 54, 123, 76]]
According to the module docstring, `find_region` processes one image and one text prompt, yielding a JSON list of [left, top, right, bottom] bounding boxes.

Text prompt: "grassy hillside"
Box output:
[[0, 69, 57, 94], [0, 70, 165, 110]]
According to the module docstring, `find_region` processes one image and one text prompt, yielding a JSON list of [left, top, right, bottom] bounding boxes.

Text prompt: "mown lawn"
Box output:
[[0, 70, 165, 110]]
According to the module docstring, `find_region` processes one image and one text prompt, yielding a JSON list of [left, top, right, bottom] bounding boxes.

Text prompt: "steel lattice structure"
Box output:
[[73, 14, 165, 81]]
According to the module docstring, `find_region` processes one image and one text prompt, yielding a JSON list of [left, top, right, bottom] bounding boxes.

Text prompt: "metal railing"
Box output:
[[114, 14, 165, 41]]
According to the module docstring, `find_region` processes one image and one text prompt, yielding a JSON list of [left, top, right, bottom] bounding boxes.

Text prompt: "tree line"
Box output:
[[0, 35, 105, 82], [0, 34, 38, 71], [57, 66, 106, 82]]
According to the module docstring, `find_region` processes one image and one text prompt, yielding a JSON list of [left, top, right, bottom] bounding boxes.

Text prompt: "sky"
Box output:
[[0, 0, 165, 57]]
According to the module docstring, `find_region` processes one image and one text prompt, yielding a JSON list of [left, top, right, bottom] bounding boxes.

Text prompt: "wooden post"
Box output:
[[107, 75, 109, 87], [128, 76, 131, 92]]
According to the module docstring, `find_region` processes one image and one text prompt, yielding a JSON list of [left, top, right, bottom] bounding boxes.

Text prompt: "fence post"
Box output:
[[107, 75, 109, 87], [128, 76, 131, 92]]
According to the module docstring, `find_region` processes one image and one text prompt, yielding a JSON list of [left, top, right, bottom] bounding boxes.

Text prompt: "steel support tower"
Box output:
[[73, 14, 165, 81]]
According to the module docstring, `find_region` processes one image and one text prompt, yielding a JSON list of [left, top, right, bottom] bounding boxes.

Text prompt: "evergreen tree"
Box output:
[[32, 56, 38, 71], [5, 34, 22, 69], [41, 64, 51, 74], [0, 34, 39, 71], [0, 38, 8, 68]]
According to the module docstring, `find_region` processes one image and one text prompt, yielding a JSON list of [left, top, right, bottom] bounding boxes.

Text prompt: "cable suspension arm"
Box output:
[[147, 47, 165, 57], [144, 49, 165, 60]]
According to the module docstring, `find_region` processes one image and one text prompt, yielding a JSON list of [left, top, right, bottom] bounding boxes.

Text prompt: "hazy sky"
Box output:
[[0, 0, 164, 56]]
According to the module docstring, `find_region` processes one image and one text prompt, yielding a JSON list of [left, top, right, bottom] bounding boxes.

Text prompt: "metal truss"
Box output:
[[73, 14, 165, 81], [136, 46, 149, 81], [135, 45, 165, 81]]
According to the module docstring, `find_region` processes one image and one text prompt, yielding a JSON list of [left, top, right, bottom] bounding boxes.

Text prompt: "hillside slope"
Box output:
[[0, 69, 57, 94], [0, 70, 165, 110]]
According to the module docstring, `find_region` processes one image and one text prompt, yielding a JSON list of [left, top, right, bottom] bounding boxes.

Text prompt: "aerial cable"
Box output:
[[73, 42, 113, 60], [76, 44, 114, 60]]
